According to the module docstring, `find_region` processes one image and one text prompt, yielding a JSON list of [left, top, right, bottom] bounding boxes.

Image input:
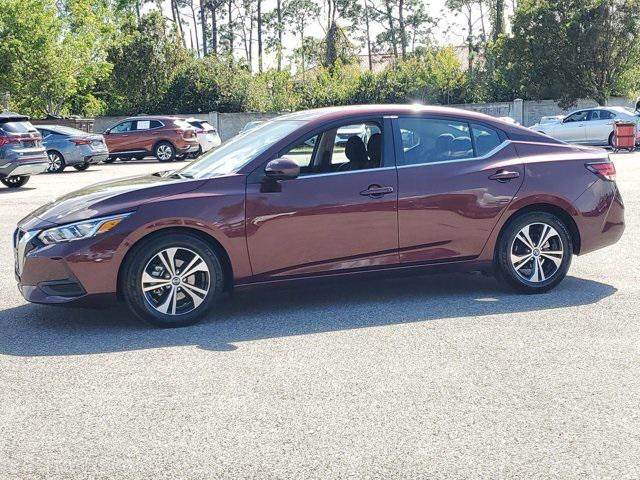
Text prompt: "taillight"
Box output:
[[586, 161, 616, 181], [0, 136, 20, 147], [71, 138, 91, 145], [195, 128, 204, 134]]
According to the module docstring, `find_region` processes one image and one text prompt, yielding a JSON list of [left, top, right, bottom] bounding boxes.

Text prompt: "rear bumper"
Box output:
[[0, 158, 48, 177], [573, 179, 625, 255]]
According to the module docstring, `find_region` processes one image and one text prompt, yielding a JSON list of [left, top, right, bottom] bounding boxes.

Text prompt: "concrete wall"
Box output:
[[216, 112, 281, 141], [90, 97, 637, 138]]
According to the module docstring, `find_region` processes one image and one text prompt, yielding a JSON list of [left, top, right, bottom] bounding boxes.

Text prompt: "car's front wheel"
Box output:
[[121, 232, 225, 327], [1, 176, 30, 188], [495, 212, 572, 293]]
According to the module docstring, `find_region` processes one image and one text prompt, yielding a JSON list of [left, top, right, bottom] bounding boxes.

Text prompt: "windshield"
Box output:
[[178, 119, 304, 179]]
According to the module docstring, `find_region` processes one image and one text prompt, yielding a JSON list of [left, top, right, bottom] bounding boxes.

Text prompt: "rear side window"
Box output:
[[0, 121, 36, 134], [471, 123, 502, 156], [397, 117, 473, 166]]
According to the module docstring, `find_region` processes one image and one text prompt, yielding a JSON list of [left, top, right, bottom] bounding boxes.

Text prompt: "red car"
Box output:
[[15, 105, 624, 327], [103, 115, 199, 162]]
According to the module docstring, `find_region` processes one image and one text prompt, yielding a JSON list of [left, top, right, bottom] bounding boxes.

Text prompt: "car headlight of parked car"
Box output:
[[38, 213, 132, 245]]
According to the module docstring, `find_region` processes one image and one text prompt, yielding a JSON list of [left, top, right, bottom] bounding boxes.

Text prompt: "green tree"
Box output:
[[0, 0, 114, 116], [102, 11, 190, 114]]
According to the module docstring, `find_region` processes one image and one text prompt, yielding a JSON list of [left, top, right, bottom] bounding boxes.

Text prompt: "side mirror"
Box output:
[[264, 157, 300, 180], [103, 129, 111, 135]]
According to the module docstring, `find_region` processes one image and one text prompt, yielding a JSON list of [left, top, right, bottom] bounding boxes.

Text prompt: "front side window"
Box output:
[[281, 121, 383, 175], [111, 121, 134, 133], [564, 111, 588, 123]]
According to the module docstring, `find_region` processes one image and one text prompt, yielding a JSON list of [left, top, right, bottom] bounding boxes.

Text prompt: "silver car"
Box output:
[[530, 107, 640, 146], [37, 125, 109, 173], [0, 113, 48, 188]]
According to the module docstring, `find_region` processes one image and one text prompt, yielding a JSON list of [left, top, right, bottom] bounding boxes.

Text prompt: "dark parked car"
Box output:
[[37, 125, 109, 173], [0, 113, 48, 188], [103, 116, 199, 163], [15, 105, 624, 327]]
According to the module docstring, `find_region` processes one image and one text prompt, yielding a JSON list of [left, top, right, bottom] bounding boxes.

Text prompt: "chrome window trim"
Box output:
[[396, 140, 512, 169], [296, 166, 396, 180]]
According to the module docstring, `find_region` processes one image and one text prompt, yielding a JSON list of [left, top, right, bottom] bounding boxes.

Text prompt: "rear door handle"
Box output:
[[489, 170, 520, 182], [360, 185, 394, 198]]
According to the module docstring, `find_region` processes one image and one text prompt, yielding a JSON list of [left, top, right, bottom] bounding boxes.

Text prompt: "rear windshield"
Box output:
[[47, 126, 87, 136], [0, 121, 36, 134]]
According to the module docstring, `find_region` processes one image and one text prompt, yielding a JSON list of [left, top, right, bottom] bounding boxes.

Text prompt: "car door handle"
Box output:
[[489, 170, 520, 182], [360, 185, 394, 198]]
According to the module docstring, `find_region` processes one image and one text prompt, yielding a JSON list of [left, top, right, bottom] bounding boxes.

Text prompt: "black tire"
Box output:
[[187, 146, 202, 159], [103, 157, 116, 164], [1, 176, 30, 188], [608, 132, 615, 148], [495, 211, 572, 293], [47, 150, 66, 173], [121, 232, 225, 327], [73, 162, 90, 171], [154, 141, 176, 162]]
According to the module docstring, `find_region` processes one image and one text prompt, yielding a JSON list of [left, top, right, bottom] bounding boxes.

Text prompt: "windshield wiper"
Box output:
[[167, 171, 194, 179]]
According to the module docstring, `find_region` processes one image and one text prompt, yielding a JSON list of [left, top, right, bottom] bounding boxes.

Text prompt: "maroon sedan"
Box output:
[[15, 105, 624, 327]]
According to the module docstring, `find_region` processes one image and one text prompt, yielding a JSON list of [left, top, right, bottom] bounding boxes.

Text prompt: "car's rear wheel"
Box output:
[[121, 233, 225, 327], [73, 162, 90, 171], [187, 146, 202, 159], [154, 142, 176, 162], [1, 176, 30, 188], [47, 151, 66, 173], [495, 212, 572, 293], [103, 157, 116, 164]]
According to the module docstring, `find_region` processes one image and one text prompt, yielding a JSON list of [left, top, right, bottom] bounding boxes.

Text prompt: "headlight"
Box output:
[[38, 213, 132, 245]]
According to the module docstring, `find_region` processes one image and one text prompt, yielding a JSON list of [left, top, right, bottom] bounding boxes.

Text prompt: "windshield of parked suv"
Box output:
[[178, 119, 304, 179]]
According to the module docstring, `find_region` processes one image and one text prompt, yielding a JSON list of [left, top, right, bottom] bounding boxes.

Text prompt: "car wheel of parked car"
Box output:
[[121, 232, 225, 327], [1, 176, 30, 188], [154, 142, 176, 162], [495, 211, 572, 293], [47, 150, 66, 173], [73, 162, 90, 171], [608, 132, 615, 148], [103, 157, 116, 164], [187, 146, 202, 159]]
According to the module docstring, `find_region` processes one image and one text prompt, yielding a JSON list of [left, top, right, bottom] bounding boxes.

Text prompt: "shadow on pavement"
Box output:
[[0, 273, 616, 356]]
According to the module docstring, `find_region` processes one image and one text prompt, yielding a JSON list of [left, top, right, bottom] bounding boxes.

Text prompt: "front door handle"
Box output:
[[489, 170, 520, 182], [360, 185, 394, 198]]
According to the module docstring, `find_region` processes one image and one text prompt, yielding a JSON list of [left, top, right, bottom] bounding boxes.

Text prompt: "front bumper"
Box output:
[[14, 228, 124, 306]]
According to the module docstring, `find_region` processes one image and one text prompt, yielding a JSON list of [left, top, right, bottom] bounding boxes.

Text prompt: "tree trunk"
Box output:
[[384, 0, 398, 58], [210, 5, 218, 55], [325, 21, 338, 66], [493, 0, 504, 41], [227, 0, 233, 56], [466, 5, 473, 75], [200, 0, 207, 55], [363, 0, 372, 71], [190, 1, 201, 56], [398, 0, 406, 58], [257, 0, 263, 73], [276, 0, 282, 70]]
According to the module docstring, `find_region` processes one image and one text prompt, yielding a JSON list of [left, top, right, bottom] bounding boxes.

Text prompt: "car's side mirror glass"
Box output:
[[104, 129, 111, 135], [264, 157, 300, 180]]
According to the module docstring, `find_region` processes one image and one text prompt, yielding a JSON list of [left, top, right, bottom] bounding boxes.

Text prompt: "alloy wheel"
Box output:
[[510, 222, 564, 283], [156, 144, 173, 161], [48, 152, 63, 172], [141, 247, 211, 316]]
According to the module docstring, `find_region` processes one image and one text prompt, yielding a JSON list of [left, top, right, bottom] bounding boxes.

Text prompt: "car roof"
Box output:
[[0, 112, 29, 123], [276, 104, 555, 143]]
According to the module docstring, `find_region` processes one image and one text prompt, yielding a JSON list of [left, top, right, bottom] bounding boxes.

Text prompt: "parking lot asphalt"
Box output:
[[1, 155, 639, 479]]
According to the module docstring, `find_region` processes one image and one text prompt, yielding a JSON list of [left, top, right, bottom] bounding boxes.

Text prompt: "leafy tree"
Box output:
[[0, 0, 114, 116], [101, 11, 190, 114], [492, 0, 640, 106]]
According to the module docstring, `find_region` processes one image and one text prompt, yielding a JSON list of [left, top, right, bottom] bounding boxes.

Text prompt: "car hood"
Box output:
[[18, 172, 207, 230]]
